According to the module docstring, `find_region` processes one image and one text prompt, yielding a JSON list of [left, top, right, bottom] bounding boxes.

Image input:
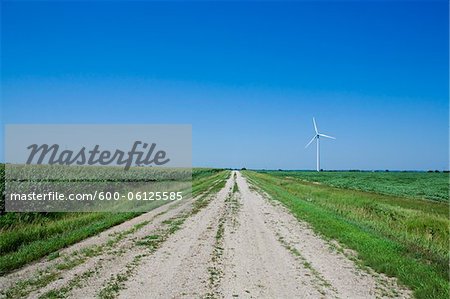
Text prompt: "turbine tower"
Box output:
[[305, 117, 336, 172]]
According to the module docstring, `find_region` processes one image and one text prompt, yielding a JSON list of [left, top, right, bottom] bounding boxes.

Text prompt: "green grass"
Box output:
[[0, 168, 226, 275], [243, 170, 449, 299], [261, 170, 449, 201]]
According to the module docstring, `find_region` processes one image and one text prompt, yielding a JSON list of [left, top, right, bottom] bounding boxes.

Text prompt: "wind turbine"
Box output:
[[305, 117, 336, 172]]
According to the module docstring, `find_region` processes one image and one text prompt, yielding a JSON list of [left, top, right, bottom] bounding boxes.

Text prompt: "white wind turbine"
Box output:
[[305, 117, 336, 172]]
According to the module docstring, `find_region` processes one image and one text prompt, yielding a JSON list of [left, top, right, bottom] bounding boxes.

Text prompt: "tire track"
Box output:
[[117, 173, 235, 299], [229, 171, 411, 298]]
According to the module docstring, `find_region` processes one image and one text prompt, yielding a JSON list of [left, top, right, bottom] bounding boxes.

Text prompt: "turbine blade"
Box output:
[[305, 135, 316, 148], [313, 117, 318, 134], [319, 133, 336, 140]]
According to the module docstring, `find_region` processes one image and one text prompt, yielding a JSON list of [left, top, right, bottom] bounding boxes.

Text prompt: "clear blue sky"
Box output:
[[1, 1, 448, 170]]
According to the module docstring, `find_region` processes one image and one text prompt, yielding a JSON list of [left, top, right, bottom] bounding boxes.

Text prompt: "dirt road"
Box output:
[[0, 171, 410, 299]]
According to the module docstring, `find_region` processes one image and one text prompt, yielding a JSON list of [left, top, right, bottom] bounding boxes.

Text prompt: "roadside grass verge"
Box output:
[[0, 212, 142, 276], [243, 171, 449, 299], [0, 168, 226, 275]]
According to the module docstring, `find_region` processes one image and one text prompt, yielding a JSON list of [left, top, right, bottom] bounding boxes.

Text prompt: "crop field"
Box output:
[[244, 170, 449, 299], [259, 170, 449, 201]]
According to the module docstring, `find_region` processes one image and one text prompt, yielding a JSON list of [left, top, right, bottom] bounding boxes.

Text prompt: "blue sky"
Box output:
[[1, 1, 448, 170]]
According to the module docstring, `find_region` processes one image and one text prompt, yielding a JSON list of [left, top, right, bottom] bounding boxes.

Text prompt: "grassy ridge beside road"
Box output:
[[0, 168, 226, 275], [243, 171, 449, 299], [261, 171, 449, 201]]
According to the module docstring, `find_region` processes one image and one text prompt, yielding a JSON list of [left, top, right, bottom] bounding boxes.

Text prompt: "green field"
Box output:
[[0, 167, 226, 275], [259, 171, 449, 201], [243, 170, 449, 299]]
